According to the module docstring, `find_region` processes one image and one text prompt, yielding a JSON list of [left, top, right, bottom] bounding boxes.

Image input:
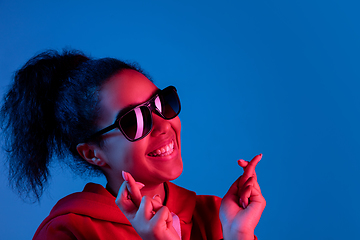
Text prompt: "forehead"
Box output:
[[99, 69, 158, 117]]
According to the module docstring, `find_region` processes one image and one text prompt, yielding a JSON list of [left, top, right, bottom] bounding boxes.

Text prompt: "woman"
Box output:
[[1, 49, 265, 240]]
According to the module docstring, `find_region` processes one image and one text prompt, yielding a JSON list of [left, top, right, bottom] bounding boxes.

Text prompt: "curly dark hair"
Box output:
[[0, 49, 149, 201]]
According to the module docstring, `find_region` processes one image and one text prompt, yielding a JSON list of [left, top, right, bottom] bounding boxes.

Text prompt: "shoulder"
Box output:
[[47, 183, 124, 222], [193, 194, 222, 229], [196, 194, 222, 206], [193, 195, 223, 239], [33, 183, 133, 240]]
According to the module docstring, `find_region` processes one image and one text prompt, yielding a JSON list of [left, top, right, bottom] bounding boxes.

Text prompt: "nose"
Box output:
[[151, 112, 171, 137]]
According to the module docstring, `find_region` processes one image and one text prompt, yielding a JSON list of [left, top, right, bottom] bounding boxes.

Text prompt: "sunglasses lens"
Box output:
[[118, 87, 180, 141], [158, 88, 181, 119], [119, 106, 152, 141]]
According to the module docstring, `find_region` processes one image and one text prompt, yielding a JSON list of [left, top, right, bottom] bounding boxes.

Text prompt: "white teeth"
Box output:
[[149, 140, 175, 157]]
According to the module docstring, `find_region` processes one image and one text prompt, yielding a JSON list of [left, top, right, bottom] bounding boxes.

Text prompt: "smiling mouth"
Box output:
[[148, 140, 175, 157]]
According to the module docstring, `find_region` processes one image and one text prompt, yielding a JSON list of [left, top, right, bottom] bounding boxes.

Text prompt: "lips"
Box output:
[[148, 140, 175, 157]]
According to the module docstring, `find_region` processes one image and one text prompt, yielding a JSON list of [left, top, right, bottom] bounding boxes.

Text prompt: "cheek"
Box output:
[[171, 116, 181, 132], [102, 135, 133, 168], [172, 117, 182, 144], [103, 135, 149, 171]]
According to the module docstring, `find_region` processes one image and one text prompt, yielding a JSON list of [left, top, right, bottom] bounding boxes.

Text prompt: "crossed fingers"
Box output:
[[237, 154, 262, 208]]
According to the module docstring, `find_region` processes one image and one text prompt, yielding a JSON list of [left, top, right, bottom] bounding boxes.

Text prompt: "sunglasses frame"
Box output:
[[87, 86, 180, 142]]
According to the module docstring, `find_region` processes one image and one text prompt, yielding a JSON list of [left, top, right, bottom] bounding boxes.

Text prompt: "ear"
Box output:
[[76, 143, 107, 167]]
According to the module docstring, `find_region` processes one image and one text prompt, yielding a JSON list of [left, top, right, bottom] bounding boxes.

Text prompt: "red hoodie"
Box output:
[[32, 182, 224, 240]]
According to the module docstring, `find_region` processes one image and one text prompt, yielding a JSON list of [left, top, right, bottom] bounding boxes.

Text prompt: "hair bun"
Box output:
[[18, 50, 88, 98]]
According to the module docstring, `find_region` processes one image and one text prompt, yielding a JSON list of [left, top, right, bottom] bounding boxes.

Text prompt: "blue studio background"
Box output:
[[1, 0, 359, 239]]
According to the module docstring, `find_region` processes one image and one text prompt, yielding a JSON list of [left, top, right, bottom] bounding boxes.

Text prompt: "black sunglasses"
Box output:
[[88, 86, 181, 142]]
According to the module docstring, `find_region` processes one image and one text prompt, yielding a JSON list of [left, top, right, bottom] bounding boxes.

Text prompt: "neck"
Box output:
[[140, 182, 166, 204]]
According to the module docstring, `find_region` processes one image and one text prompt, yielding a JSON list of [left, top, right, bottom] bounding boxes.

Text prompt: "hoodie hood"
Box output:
[[37, 182, 196, 228]]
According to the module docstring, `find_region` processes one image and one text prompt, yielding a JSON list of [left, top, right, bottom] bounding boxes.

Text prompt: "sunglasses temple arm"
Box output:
[[86, 123, 117, 141]]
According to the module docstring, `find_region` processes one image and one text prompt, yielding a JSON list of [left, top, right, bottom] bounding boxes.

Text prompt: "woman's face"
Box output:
[[96, 69, 183, 186]]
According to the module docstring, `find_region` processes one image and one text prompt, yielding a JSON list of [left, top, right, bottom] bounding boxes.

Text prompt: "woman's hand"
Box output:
[[115, 171, 180, 240], [220, 154, 266, 240]]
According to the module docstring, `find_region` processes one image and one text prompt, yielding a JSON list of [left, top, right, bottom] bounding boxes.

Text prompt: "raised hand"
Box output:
[[220, 154, 266, 240], [115, 171, 180, 240], [115, 171, 144, 219]]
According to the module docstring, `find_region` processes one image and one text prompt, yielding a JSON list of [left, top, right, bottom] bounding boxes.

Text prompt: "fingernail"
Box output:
[[242, 202, 246, 209], [153, 194, 160, 199], [136, 182, 145, 188], [238, 159, 245, 165], [122, 171, 129, 181], [259, 153, 263, 157]]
